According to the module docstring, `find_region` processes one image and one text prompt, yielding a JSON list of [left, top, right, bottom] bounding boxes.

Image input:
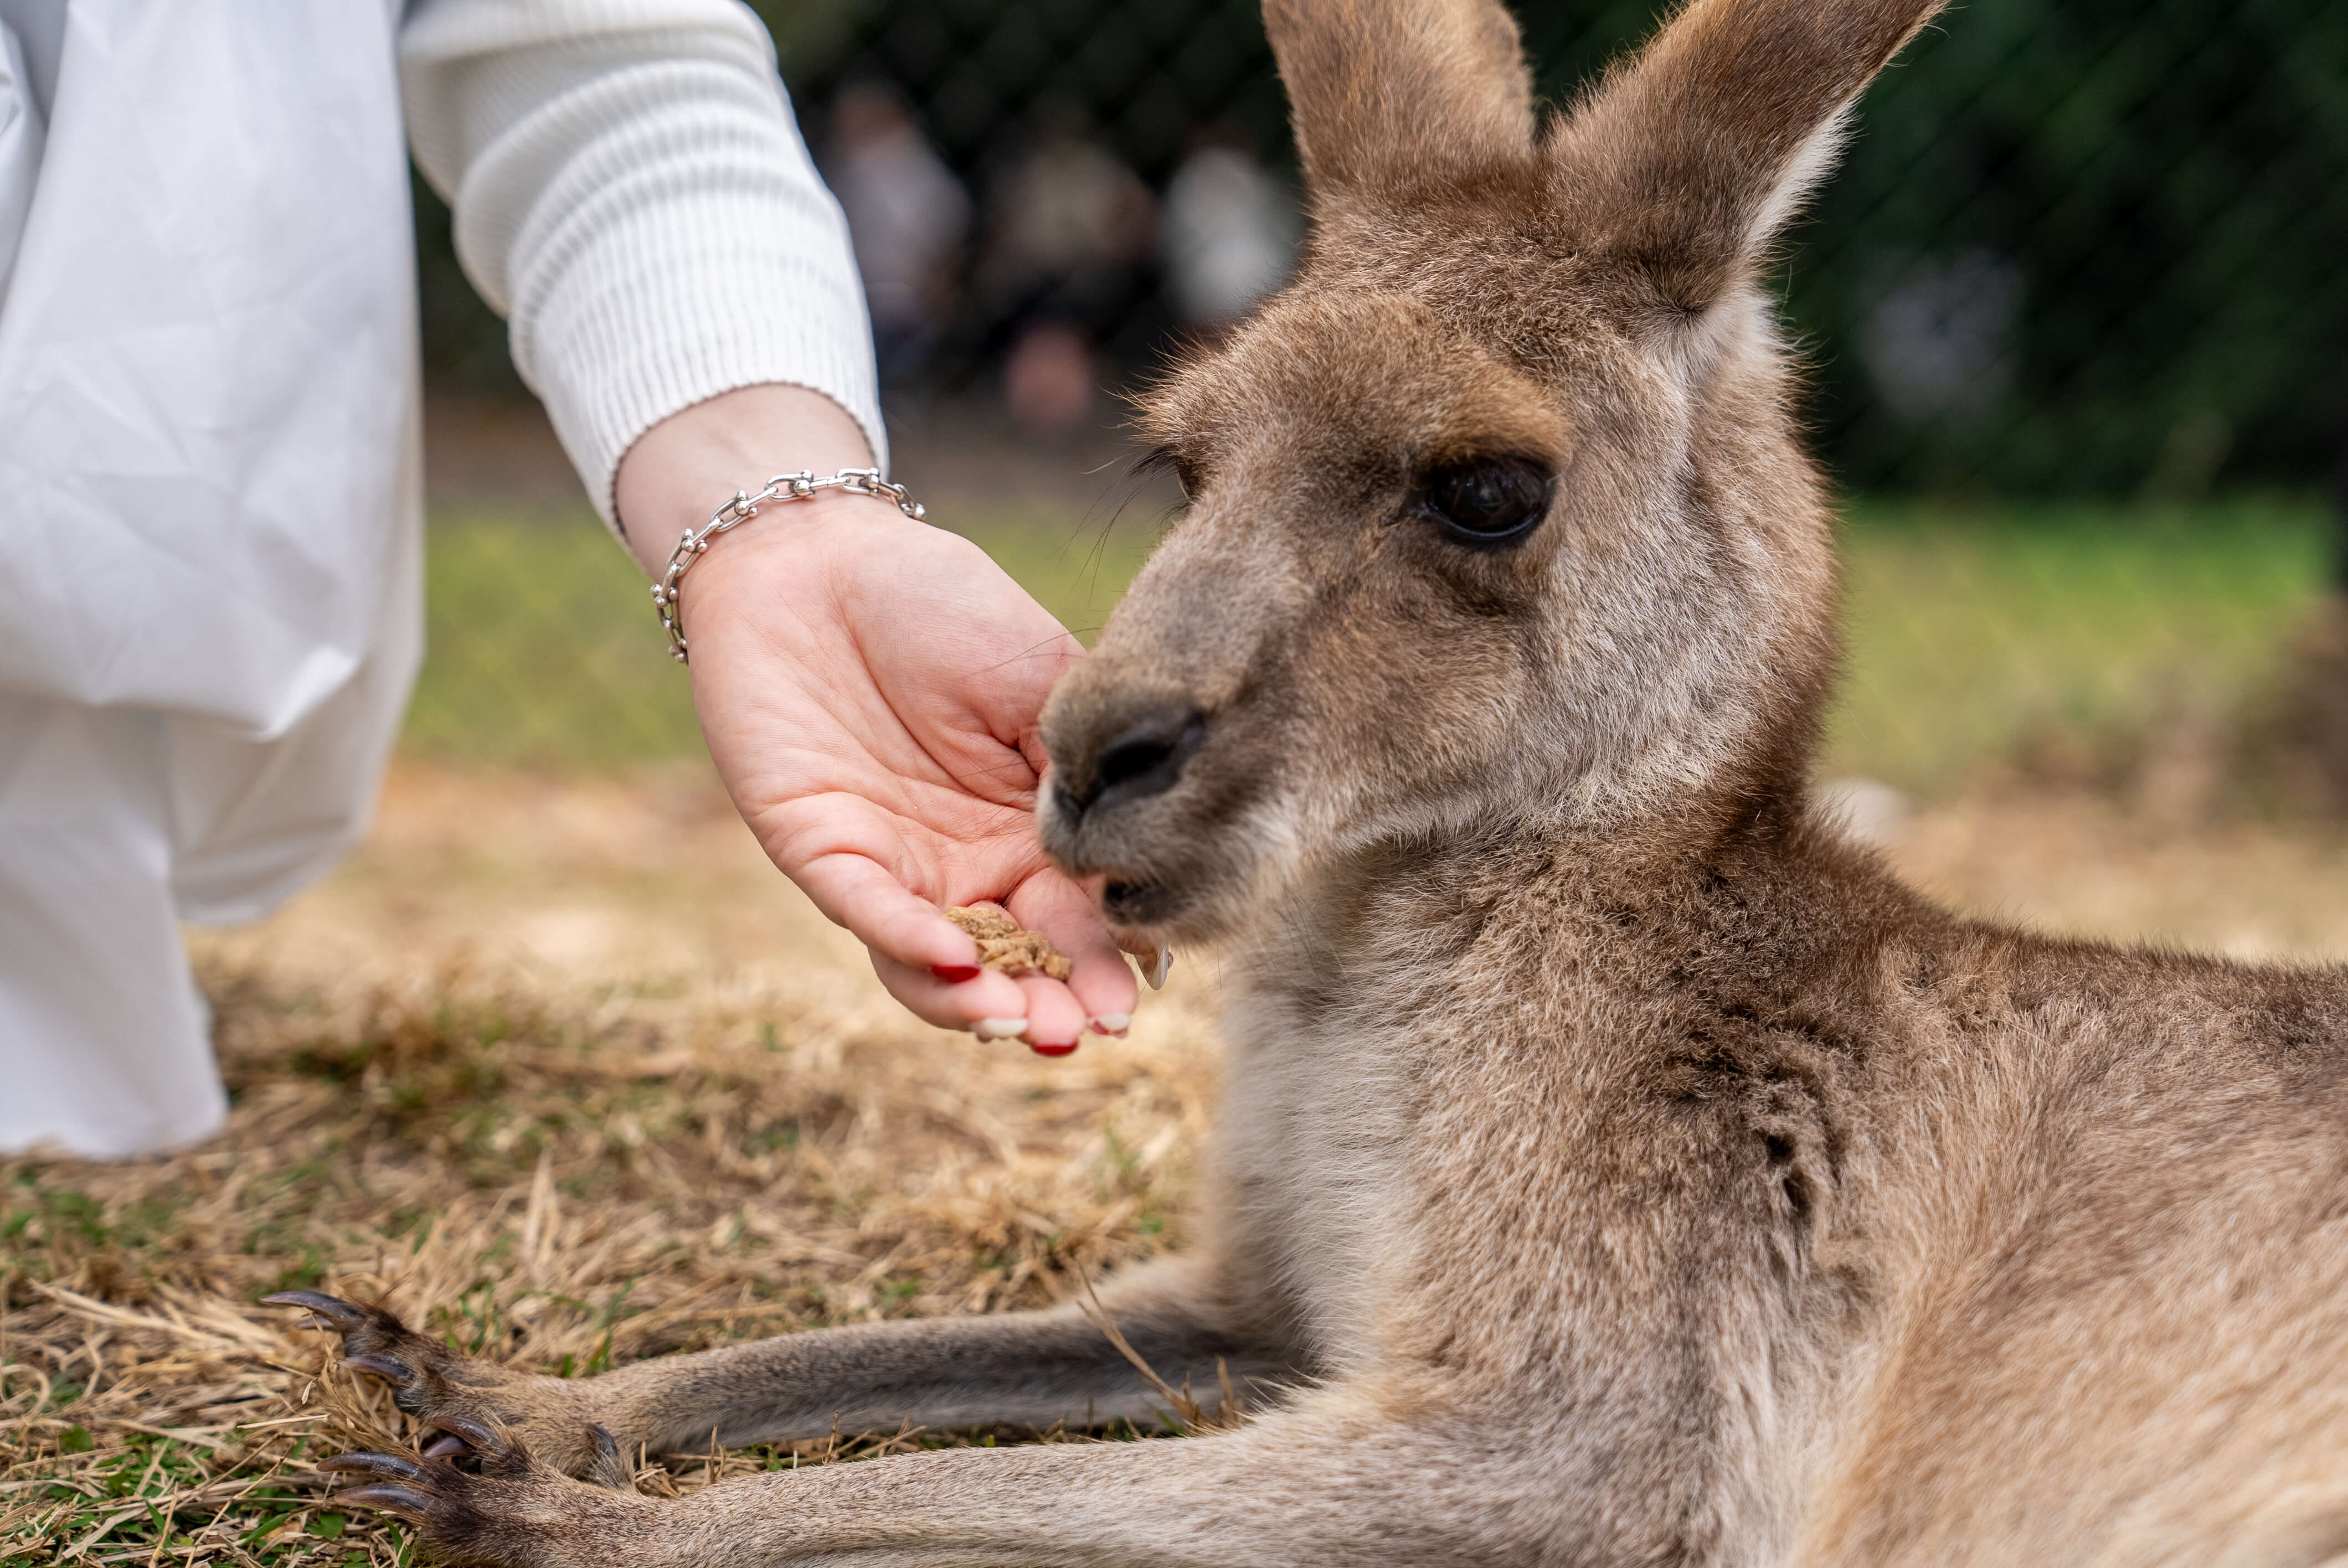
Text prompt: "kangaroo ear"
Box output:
[[1265, 0, 1537, 200], [1557, 0, 1945, 316]]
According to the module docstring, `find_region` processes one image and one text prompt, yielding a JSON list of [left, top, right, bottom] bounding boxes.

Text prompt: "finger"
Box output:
[[1069, 939, 1141, 1035], [916, 899, 1085, 1050], [1013, 974, 1089, 1055], [871, 951, 1029, 1032], [1003, 875, 1139, 1038], [792, 850, 982, 975]]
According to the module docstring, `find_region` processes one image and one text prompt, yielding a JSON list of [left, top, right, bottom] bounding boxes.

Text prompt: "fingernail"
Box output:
[[1029, 1041, 1079, 1057], [974, 1017, 1026, 1041], [931, 964, 982, 983], [1147, 946, 1174, 990], [1088, 1013, 1130, 1036]]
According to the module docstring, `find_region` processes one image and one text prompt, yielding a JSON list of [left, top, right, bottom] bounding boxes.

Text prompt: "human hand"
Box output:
[[614, 386, 1141, 1051]]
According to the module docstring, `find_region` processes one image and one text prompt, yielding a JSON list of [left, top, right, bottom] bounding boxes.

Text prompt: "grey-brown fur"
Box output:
[[288, 0, 2348, 1561]]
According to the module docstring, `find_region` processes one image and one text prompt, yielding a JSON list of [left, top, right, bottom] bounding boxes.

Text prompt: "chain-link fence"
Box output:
[[408, 0, 2348, 809], [774, 0, 2348, 496]]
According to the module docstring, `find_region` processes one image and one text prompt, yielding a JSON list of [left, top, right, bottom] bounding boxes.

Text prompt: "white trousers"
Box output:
[[0, 541, 419, 1159]]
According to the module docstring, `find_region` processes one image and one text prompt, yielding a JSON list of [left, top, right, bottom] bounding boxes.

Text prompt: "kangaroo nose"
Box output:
[[1058, 704, 1207, 821]]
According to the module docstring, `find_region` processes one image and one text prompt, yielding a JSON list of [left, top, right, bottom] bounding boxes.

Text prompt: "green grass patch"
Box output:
[[404, 507, 702, 770], [402, 494, 2334, 797], [400, 502, 1163, 771], [0, 1432, 370, 1568], [1824, 496, 2332, 794]]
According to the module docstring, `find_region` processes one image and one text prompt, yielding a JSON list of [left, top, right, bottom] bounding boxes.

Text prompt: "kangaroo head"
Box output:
[[1039, 0, 1944, 940]]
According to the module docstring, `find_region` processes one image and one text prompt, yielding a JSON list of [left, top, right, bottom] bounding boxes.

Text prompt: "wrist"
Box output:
[[658, 482, 935, 661], [614, 384, 881, 579]]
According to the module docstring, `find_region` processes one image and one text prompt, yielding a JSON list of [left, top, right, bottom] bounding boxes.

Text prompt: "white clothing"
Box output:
[[0, 13, 43, 302], [0, 0, 882, 1157]]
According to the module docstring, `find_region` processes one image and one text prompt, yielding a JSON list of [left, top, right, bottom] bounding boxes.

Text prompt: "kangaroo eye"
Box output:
[[1139, 444, 1199, 500], [1421, 457, 1553, 545]]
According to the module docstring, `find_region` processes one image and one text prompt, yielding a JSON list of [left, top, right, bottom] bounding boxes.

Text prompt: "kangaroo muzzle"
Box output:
[[1051, 701, 1209, 827]]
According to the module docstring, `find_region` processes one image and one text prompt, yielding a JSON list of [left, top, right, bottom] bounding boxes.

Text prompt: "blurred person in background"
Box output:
[[1160, 123, 1299, 333], [0, 0, 1136, 1159], [827, 80, 970, 389], [975, 104, 1155, 441]]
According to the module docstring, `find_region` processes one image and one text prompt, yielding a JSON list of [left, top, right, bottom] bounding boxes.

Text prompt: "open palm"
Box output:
[[677, 498, 1139, 1050]]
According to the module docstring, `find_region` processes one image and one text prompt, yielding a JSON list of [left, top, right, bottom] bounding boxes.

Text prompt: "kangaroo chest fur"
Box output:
[[1212, 969, 1428, 1367], [1206, 832, 1885, 1528], [1203, 821, 2348, 1562]]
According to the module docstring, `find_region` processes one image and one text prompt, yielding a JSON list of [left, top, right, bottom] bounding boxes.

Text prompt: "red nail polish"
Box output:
[[1029, 1041, 1079, 1057], [931, 964, 982, 983]]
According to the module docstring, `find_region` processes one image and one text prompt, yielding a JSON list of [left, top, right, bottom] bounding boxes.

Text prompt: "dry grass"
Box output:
[[1887, 785, 2348, 962], [10, 762, 2348, 1565], [1, 764, 1220, 1565]]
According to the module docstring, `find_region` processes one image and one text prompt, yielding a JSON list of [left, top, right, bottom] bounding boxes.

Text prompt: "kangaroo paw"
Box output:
[[325, 1417, 657, 1568], [264, 1291, 617, 1477], [263, 1289, 523, 1417]]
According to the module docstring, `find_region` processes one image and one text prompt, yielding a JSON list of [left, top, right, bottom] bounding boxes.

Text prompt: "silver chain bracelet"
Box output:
[[651, 468, 926, 663]]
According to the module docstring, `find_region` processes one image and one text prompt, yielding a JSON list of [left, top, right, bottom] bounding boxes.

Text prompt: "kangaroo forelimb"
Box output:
[[325, 1394, 1522, 1568], [286, 1262, 1306, 1466], [594, 1282, 1302, 1453]]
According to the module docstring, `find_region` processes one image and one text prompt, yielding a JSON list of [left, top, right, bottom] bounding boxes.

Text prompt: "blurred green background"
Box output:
[[405, 491, 2334, 803], [405, 0, 2348, 809], [426, 0, 2348, 495]]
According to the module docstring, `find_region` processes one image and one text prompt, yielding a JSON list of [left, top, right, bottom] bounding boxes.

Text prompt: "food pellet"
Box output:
[[945, 905, 1074, 982]]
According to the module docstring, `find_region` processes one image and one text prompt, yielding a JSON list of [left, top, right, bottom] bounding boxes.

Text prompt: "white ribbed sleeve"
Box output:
[[399, 0, 884, 537]]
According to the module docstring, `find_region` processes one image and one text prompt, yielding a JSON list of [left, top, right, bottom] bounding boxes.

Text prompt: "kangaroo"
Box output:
[[278, 0, 2348, 1561]]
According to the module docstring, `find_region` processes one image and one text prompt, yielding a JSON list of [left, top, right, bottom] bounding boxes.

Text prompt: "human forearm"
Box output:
[[401, 0, 884, 532]]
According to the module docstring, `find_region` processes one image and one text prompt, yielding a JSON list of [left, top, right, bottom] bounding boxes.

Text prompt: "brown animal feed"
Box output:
[[945, 906, 1074, 982]]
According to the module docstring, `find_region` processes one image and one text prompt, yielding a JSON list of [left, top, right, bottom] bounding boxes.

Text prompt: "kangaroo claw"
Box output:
[[261, 1290, 378, 1327], [342, 1352, 414, 1385], [262, 1289, 455, 1422], [334, 1483, 436, 1521], [323, 1450, 439, 1486], [585, 1423, 635, 1491], [265, 1286, 617, 1484], [322, 1422, 634, 1559], [429, 1413, 502, 1454]]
